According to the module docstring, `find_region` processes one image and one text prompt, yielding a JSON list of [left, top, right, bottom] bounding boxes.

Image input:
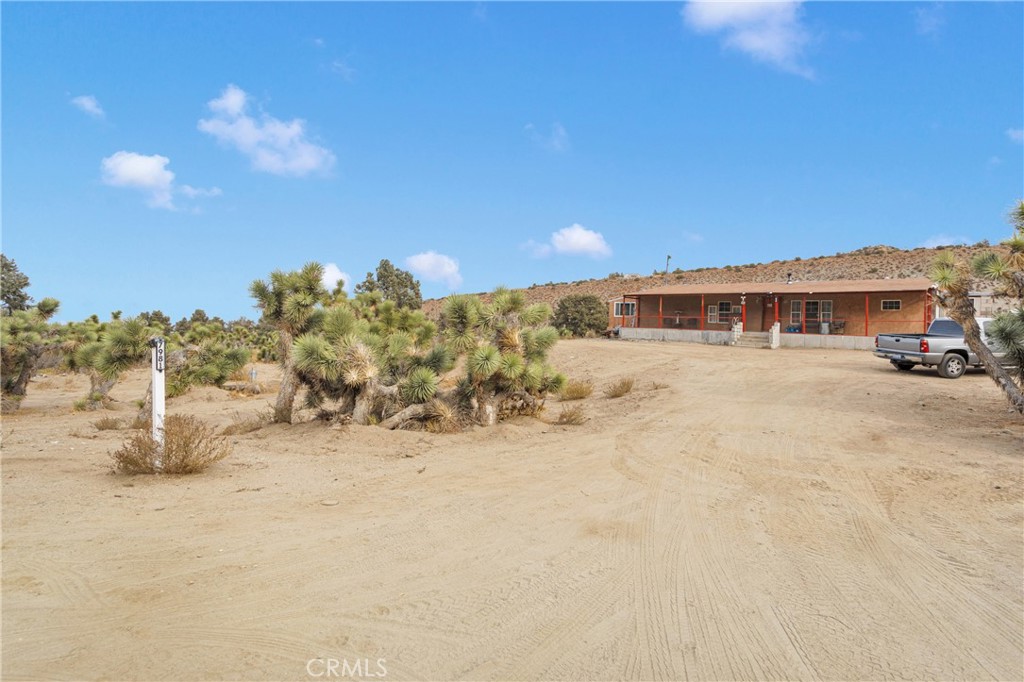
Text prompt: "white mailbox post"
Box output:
[[150, 337, 166, 469]]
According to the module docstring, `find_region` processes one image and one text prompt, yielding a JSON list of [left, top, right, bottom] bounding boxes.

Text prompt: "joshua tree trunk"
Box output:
[[86, 371, 117, 410], [0, 346, 41, 413], [273, 330, 297, 424], [943, 294, 1024, 415]]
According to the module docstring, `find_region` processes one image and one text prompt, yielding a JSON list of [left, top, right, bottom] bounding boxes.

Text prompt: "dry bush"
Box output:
[[128, 415, 150, 430], [424, 399, 462, 434], [111, 414, 231, 475], [604, 377, 635, 399], [559, 379, 593, 401], [93, 416, 123, 431], [651, 381, 668, 390], [221, 410, 269, 436], [553, 405, 586, 425]]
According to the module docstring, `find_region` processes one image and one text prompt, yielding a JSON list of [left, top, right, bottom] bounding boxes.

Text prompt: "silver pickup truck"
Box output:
[[874, 318, 1006, 379]]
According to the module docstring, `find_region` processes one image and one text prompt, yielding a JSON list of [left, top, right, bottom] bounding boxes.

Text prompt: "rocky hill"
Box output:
[[421, 243, 1007, 318]]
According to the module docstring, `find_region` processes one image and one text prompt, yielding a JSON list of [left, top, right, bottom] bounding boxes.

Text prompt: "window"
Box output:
[[789, 300, 832, 324], [613, 301, 635, 317], [717, 301, 732, 315], [707, 305, 719, 324], [881, 299, 901, 311]]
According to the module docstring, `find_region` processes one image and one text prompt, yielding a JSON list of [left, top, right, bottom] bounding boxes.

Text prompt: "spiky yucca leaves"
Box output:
[[441, 295, 484, 353], [402, 366, 440, 404], [0, 299, 61, 412], [166, 342, 250, 398], [988, 309, 1024, 386], [75, 317, 160, 410]]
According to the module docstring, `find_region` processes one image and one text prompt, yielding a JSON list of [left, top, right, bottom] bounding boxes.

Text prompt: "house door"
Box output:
[[762, 296, 775, 332]]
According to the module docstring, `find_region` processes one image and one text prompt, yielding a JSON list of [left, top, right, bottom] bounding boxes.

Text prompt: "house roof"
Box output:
[[625, 277, 935, 297]]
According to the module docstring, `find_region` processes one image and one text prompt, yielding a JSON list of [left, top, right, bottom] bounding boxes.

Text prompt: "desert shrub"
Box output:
[[553, 405, 586, 425], [221, 410, 270, 436], [552, 294, 607, 337], [559, 379, 593, 401], [93, 416, 123, 431], [111, 414, 231, 474], [604, 376, 635, 398]]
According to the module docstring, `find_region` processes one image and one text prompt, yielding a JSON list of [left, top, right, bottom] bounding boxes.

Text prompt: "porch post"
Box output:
[[774, 296, 779, 325], [802, 296, 807, 334], [741, 295, 747, 331], [620, 299, 626, 328], [700, 294, 705, 331], [865, 294, 870, 337], [925, 290, 933, 333], [658, 295, 663, 329]]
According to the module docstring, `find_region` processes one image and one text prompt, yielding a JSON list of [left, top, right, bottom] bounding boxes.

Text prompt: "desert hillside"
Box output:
[[422, 243, 1006, 317]]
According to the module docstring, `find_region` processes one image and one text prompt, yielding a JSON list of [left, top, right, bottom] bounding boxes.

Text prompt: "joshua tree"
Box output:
[[291, 294, 450, 425], [249, 262, 329, 423], [930, 201, 1024, 414], [74, 317, 156, 410], [440, 288, 565, 426], [0, 297, 60, 413]]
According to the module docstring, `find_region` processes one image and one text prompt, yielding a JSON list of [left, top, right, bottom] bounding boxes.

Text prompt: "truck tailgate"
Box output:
[[878, 334, 922, 353]]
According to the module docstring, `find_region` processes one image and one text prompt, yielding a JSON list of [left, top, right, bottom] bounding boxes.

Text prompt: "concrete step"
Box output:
[[735, 332, 772, 349]]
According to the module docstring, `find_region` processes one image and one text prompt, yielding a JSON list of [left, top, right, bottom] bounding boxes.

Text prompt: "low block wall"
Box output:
[[619, 328, 734, 345], [619, 328, 875, 350], [779, 334, 875, 350]]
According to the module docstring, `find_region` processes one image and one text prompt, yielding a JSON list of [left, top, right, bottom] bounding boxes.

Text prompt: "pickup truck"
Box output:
[[874, 318, 1006, 379]]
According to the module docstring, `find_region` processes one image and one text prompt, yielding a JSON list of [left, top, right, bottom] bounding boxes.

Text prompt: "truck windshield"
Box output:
[[929, 319, 964, 335]]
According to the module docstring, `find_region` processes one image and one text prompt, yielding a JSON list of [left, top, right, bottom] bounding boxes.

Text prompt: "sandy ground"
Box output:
[[2, 339, 1022, 681]]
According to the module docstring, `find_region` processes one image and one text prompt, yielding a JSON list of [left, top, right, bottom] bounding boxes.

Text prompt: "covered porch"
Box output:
[[617, 278, 937, 343]]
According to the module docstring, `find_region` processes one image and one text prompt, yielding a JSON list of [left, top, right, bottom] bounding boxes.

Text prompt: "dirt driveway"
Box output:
[[3, 339, 1021, 680]]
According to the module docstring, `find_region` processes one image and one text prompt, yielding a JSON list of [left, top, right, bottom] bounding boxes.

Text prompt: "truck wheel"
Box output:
[[895, 362, 914, 371], [938, 353, 967, 379]]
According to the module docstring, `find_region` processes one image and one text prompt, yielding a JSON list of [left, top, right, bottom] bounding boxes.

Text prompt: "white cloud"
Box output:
[[101, 151, 176, 209], [198, 84, 336, 177], [100, 151, 221, 210], [179, 184, 223, 199], [525, 122, 570, 152], [681, 1, 813, 78], [914, 4, 945, 38], [681, 230, 704, 243], [71, 95, 105, 119], [405, 251, 463, 290], [1007, 128, 1024, 144], [919, 234, 970, 249], [528, 224, 612, 260], [321, 263, 352, 293]]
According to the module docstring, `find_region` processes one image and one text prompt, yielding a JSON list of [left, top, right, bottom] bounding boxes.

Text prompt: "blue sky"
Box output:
[[3, 1, 1022, 323]]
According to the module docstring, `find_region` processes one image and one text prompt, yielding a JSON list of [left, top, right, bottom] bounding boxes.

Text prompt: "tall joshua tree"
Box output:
[[0, 297, 60, 413], [249, 262, 329, 423], [930, 201, 1024, 414], [75, 316, 156, 410]]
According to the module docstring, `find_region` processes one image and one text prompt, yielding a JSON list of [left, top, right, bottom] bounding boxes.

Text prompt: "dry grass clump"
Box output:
[[93, 416, 123, 431], [221, 410, 269, 436], [111, 414, 231, 475], [425, 399, 462, 433], [559, 379, 593, 401], [604, 376, 635, 399], [552, 405, 587, 425]]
